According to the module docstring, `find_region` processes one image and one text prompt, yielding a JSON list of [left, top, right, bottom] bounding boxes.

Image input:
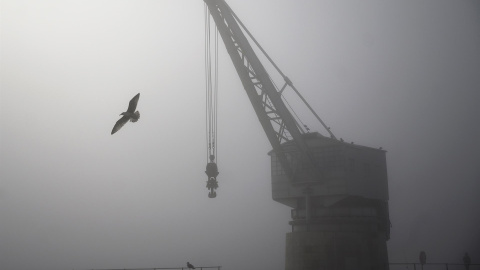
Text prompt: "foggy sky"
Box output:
[[1, 1, 479, 270]]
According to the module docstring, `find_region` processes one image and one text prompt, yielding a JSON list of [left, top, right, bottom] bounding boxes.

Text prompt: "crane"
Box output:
[[204, 1, 390, 269]]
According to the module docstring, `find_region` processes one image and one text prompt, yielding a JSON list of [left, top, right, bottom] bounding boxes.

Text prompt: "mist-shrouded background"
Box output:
[[1, 1, 479, 270]]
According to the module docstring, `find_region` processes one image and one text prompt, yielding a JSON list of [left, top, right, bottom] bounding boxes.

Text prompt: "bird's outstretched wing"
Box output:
[[111, 115, 130, 135], [126, 93, 140, 113]]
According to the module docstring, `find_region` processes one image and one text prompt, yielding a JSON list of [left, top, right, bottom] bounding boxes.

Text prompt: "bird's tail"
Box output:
[[131, 111, 140, 122]]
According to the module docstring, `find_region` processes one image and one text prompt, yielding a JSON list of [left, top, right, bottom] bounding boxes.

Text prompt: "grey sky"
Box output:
[[1, 1, 479, 270]]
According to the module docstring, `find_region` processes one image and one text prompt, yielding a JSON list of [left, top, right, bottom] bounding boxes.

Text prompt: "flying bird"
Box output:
[[111, 93, 140, 135], [187, 262, 195, 269]]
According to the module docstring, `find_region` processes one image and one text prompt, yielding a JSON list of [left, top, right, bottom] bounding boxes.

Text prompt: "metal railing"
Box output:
[[79, 266, 221, 270], [388, 263, 479, 270]]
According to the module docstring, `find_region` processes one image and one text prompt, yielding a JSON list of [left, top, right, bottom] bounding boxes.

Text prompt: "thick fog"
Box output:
[[1, 1, 479, 270]]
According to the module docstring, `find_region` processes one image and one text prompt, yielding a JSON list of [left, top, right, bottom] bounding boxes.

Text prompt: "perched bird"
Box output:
[[111, 93, 140, 135], [187, 262, 195, 269]]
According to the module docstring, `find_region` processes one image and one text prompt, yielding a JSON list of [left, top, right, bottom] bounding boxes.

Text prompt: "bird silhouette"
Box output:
[[187, 262, 195, 269], [111, 93, 140, 135]]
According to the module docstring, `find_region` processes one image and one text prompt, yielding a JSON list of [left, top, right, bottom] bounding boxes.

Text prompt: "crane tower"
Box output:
[[270, 133, 390, 270], [204, 1, 390, 269]]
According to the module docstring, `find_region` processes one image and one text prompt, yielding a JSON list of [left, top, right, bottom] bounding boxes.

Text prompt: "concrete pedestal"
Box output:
[[285, 230, 388, 270]]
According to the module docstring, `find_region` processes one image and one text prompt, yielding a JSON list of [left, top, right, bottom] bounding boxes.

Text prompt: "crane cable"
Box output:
[[204, 4, 218, 162], [204, 4, 219, 198]]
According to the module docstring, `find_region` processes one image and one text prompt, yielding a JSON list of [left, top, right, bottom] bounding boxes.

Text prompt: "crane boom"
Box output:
[[204, 0, 319, 181]]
